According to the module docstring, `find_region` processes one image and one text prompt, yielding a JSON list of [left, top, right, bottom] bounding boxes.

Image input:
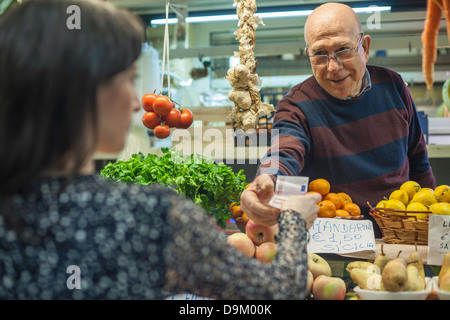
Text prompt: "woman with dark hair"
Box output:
[[0, 0, 320, 300]]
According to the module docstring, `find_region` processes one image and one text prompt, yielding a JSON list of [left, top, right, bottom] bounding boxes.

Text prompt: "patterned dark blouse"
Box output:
[[0, 174, 309, 299]]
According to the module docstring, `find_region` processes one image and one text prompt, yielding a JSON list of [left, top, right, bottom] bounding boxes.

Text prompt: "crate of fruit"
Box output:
[[368, 202, 430, 245], [368, 182, 450, 245]]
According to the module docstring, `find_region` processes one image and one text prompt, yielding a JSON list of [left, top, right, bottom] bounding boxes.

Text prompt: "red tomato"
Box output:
[[142, 111, 161, 130], [161, 108, 181, 128], [177, 108, 194, 129], [153, 96, 173, 116], [153, 124, 171, 139], [141, 93, 158, 112]]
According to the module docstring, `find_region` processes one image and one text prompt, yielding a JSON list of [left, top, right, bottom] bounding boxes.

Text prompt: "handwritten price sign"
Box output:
[[307, 218, 376, 254], [427, 215, 450, 265]]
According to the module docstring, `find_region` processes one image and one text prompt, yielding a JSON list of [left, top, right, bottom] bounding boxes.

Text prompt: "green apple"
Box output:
[[308, 253, 332, 279]]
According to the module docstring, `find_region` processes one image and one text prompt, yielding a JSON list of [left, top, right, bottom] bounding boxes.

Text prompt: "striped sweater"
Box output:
[[257, 65, 436, 230]]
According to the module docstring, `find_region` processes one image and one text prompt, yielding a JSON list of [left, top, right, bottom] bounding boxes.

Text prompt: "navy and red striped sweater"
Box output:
[[257, 65, 436, 232]]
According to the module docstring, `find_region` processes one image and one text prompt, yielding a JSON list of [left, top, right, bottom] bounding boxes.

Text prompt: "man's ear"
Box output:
[[362, 35, 371, 63]]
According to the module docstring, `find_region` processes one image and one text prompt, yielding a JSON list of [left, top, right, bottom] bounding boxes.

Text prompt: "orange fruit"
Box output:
[[337, 192, 352, 206], [323, 193, 343, 210], [335, 209, 350, 218], [245, 183, 252, 189], [318, 200, 336, 218], [241, 213, 249, 220], [343, 203, 361, 217], [308, 179, 331, 196], [229, 202, 243, 218]]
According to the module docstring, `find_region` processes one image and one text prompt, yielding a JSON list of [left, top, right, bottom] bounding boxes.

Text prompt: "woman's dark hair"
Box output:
[[0, 0, 144, 196]]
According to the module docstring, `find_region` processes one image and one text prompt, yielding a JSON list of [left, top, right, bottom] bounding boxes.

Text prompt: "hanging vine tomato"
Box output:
[[153, 95, 173, 116], [177, 108, 194, 129], [153, 124, 171, 139], [142, 111, 161, 130], [141, 93, 158, 112], [161, 108, 181, 128]]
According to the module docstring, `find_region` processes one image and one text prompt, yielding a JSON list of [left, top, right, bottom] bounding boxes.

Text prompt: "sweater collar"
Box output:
[[321, 68, 372, 101]]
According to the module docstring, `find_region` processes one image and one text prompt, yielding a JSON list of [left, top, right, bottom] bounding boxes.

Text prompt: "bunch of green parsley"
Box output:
[[100, 148, 247, 228]]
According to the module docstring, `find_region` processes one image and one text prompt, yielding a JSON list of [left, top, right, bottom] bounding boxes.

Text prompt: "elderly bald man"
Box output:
[[240, 3, 435, 237]]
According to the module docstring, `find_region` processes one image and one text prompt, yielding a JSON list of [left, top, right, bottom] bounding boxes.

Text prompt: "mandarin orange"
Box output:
[[308, 179, 331, 196], [337, 192, 352, 206], [335, 209, 350, 218], [318, 200, 337, 218], [323, 193, 343, 210], [342, 203, 361, 217], [229, 202, 243, 218]]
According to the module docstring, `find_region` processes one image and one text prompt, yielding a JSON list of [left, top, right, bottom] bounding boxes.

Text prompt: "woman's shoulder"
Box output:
[[71, 174, 178, 216]]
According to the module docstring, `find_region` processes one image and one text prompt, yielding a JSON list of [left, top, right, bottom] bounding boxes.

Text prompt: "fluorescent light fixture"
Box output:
[[352, 6, 391, 13], [150, 6, 391, 26]]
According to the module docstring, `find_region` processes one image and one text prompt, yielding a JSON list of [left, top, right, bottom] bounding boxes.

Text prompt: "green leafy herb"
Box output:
[[100, 148, 247, 229]]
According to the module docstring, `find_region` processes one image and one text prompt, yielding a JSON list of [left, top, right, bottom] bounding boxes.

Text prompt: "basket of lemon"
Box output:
[[369, 182, 450, 245]]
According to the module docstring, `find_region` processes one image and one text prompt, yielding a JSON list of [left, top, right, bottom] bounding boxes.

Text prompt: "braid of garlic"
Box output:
[[227, 0, 274, 132]]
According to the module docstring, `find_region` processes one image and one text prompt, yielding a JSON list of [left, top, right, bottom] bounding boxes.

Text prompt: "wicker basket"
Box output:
[[368, 202, 430, 245]]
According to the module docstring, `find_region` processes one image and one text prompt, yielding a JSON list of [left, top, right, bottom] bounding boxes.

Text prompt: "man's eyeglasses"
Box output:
[[306, 33, 364, 66]]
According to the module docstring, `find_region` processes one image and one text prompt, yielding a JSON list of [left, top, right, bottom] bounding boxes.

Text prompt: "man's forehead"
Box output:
[[308, 34, 355, 50]]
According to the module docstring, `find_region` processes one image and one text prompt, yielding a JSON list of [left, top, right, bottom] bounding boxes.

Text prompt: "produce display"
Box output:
[[374, 182, 450, 218], [307, 178, 362, 219], [349, 249, 450, 299], [100, 148, 247, 228], [225, 177, 450, 300], [349, 247, 427, 292], [226, 0, 274, 131], [141, 92, 193, 139], [226, 219, 278, 264]]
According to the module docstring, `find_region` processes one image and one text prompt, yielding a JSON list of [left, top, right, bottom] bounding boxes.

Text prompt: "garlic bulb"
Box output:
[[227, 0, 274, 131]]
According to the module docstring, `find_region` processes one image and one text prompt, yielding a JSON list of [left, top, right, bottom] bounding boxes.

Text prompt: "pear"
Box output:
[[374, 244, 391, 274], [382, 251, 408, 292], [429, 202, 450, 215], [439, 252, 450, 286], [440, 270, 450, 291], [346, 261, 375, 273], [389, 189, 409, 206], [411, 189, 438, 206], [407, 245, 426, 288], [405, 265, 425, 291], [350, 268, 384, 291]]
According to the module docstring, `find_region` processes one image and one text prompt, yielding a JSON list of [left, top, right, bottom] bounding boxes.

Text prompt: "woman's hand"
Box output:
[[240, 174, 280, 226], [281, 192, 321, 229]]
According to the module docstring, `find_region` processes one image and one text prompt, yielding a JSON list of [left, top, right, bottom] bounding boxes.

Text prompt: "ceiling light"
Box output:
[[150, 6, 391, 26]]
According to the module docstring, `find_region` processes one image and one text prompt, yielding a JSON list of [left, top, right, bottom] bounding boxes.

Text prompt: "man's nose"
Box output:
[[327, 56, 341, 72]]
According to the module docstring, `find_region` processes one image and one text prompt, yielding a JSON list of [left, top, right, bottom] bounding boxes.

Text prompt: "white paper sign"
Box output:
[[307, 218, 376, 254], [268, 176, 309, 209], [166, 293, 213, 300], [427, 214, 450, 265]]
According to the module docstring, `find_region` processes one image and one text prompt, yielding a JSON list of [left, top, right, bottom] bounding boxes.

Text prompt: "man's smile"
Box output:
[[330, 75, 350, 83]]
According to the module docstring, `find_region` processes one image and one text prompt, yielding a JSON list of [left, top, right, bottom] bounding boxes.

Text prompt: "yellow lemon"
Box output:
[[400, 181, 421, 202], [434, 185, 450, 203], [384, 199, 406, 215], [411, 189, 438, 206], [375, 200, 388, 213], [406, 202, 429, 220], [429, 202, 450, 215], [389, 189, 409, 206], [376, 200, 387, 208]]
